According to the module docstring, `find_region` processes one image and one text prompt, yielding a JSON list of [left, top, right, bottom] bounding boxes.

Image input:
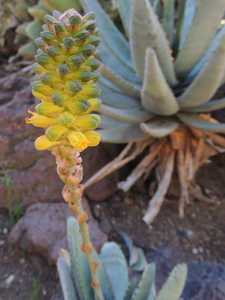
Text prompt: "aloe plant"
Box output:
[[58, 217, 187, 300], [80, 0, 225, 223]]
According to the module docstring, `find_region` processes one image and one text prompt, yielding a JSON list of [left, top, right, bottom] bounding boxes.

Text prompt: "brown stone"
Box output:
[[9, 201, 107, 264]]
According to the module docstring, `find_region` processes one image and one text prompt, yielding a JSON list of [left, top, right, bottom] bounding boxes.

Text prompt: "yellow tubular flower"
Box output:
[[26, 10, 101, 152]]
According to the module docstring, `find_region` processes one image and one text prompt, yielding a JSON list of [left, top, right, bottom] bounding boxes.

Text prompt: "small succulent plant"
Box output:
[[81, 0, 225, 223], [58, 217, 187, 300]]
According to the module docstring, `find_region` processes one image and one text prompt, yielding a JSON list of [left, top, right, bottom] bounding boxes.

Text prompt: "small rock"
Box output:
[[192, 248, 198, 255], [0, 240, 5, 246], [5, 275, 15, 288], [9, 202, 107, 264], [19, 258, 25, 264]]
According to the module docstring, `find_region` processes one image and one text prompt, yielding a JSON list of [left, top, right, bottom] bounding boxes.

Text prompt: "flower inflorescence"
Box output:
[[26, 9, 101, 152]]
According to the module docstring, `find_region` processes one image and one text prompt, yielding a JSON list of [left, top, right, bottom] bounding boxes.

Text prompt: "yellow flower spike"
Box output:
[[67, 131, 89, 152], [73, 114, 101, 131], [57, 112, 75, 127], [26, 111, 55, 128], [66, 100, 90, 115], [34, 135, 60, 151], [45, 125, 68, 141], [32, 91, 51, 102], [85, 130, 101, 147], [86, 98, 101, 113], [35, 102, 64, 117]]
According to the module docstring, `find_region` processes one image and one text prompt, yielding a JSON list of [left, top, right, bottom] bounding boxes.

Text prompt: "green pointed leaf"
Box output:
[[100, 64, 141, 98], [57, 257, 78, 300], [100, 242, 129, 300], [130, 0, 177, 85], [141, 48, 179, 115], [98, 43, 140, 84], [162, 0, 175, 46], [156, 264, 187, 300], [175, 0, 225, 77], [178, 113, 225, 133], [81, 0, 134, 71], [131, 264, 156, 300], [140, 118, 178, 138], [99, 125, 148, 143], [25, 20, 42, 40], [178, 31, 225, 108], [100, 104, 152, 124], [67, 217, 93, 300], [100, 83, 140, 109], [185, 97, 225, 113], [116, 0, 131, 36]]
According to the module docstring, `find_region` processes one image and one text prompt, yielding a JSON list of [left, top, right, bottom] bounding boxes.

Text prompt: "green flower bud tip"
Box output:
[[40, 31, 55, 41], [69, 54, 85, 67], [63, 37, 75, 49], [57, 112, 74, 127], [54, 22, 65, 34], [79, 71, 99, 82], [87, 35, 101, 47], [82, 44, 96, 57], [35, 52, 49, 66], [69, 15, 82, 26], [83, 12, 96, 22], [67, 100, 90, 114], [87, 58, 100, 71], [58, 64, 70, 76], [52, 92, 65, 106], [85, 21, 96, 32], [44, 14, 58, 25], [67, 81, 82, 93], [74, 30, 90, 41], [47, 46, 60, 57]]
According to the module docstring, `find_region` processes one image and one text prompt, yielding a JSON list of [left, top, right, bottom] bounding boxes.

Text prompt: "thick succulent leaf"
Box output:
[[178, 32, 225, 108], [140, 118, 179, 138], [185, 97, 225, 113], [99, 125, 148, 143], [187, 25, 225, 83], [57, 257, 78, 300], [101, 116, 129, 129], [67, 218, 93, 300], [131, 264, 156, 300], [99, 83, 140, 109], [141, 48, 179, 115], [175, 0, 225, 77], [162, 0, 175, 46], [100, 65, 141, 98], [98, 43, 140, 84], [130, 0, 177, 85], [156, 264, 187, 300], [99, 242, 129, 300], [178, 113, 225, 133], [116, 0, 131, 36], [100, 104, 152, 124], [25, 20, 42, 40], [81, 0, 134, 71]]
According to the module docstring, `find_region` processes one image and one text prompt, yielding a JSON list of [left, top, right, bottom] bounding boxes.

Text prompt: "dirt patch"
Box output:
[[93, 153, 225, 264]]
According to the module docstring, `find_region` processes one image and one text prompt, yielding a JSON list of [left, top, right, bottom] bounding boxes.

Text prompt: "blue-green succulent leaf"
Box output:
[[67, 217, 93, 300], [156, 264, 187, 300], [57, 257, 78, 300], [178, 31, 225, 108], [140, 118, 179, 138], [99, 242, 129, 300], [116, 0, 131, 36], [99, 81, 140, 109], [130, 0, 177, 85], [100, 65, 141, 98], [141, 48, 179, 115], [81, 0, 134, 72], [131, 264, 156, 300], [162, 0, 175, 46], [175, 0, 225, 77], [178, 113, 225, 133], [99, 125, 148, 143], [185, 97, 225, 113], [100, 104, 152, 124]]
